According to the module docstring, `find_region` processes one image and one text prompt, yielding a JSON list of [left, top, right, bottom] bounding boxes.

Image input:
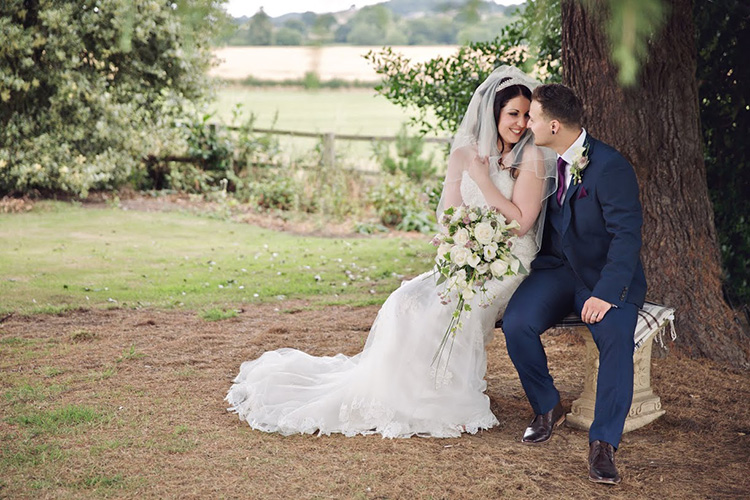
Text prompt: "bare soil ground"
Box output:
[[1, 304, 749, 499]]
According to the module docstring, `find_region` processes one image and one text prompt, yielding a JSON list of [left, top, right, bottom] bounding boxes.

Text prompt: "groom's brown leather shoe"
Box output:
[[521, 401, 565, 444], [588, 440, 621, 485]]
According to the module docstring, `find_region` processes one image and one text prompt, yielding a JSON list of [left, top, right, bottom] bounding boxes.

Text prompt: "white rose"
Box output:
[[451, 246, 470, 267], [453, 227, 470, 246], [467, 253, 481, 268], [476, 263, 490, 275], [490, 260, 509, 278], [473, 222, 494, 245]]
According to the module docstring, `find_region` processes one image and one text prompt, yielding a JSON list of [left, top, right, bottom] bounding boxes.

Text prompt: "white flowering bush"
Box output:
[[431, 204, 526, 363]]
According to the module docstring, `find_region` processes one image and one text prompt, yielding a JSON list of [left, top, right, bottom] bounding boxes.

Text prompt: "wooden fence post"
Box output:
[[323, 133, 335, 168]]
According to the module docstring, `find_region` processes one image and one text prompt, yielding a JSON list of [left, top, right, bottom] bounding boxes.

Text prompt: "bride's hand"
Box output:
[[467, 155, 491, 186]]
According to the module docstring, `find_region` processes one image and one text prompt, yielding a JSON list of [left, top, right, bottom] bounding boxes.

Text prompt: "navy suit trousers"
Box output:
[[502, 264, 637, 448]]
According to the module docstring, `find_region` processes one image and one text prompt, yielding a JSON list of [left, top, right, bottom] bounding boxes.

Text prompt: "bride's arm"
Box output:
[[468, 150, 545, 236], [440, 148, 469, 209]]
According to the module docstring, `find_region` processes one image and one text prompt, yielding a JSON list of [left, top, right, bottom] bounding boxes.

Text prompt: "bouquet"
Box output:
[[430, 204, 527, 365]]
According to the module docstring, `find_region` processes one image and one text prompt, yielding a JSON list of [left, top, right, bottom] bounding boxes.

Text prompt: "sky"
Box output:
[[225, 0, 525, 19]]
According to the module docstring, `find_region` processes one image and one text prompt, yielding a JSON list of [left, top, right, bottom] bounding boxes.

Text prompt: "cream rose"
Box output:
[[451, 246, 471, 267], [453, 227, 470, 246], [473, 221, 494, 245], [490, 260, 509, 278]]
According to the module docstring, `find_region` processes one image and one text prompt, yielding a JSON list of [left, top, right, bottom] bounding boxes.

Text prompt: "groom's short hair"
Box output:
[[532, 84, 584, 127]]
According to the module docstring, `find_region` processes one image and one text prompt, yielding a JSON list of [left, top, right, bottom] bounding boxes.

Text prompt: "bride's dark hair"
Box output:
[[493, 78, 532, 154]]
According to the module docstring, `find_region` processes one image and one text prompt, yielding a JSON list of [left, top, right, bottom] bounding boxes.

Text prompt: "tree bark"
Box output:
[[561, 0, 749, 367]]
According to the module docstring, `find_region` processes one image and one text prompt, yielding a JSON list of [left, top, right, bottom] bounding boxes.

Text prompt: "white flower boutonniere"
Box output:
[[570, 144, 590, 185]]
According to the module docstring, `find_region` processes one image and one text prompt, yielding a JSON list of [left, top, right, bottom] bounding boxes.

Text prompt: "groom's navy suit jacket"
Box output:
[[532, 136, 647, 308]]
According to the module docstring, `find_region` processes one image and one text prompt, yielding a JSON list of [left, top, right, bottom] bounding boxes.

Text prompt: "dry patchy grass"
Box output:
[[1, 305, 748, 499]]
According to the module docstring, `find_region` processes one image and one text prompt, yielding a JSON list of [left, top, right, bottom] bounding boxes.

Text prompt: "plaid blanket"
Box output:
[[557, 301, 676, 352], [497, 302, 677, 352]]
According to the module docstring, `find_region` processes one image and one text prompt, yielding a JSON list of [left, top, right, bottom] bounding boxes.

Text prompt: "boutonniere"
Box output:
[[570, 144, 590, 185]]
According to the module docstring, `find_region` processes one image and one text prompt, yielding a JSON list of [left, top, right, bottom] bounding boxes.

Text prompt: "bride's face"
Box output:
[[497, 96, 531, 151]]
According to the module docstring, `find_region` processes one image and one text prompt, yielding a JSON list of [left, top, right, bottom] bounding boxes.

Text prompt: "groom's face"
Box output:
[[528, 100, 554, 147]]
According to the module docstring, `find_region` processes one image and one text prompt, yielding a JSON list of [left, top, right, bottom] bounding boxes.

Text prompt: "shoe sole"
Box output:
[[588, 476, 621, 485], [520, 414, 566, 445]]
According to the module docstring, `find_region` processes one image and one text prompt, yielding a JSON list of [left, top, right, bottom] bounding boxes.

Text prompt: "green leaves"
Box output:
[[0, 0, 228, 198], [365, 1, 563, 138], [597, 0, 668, 86]]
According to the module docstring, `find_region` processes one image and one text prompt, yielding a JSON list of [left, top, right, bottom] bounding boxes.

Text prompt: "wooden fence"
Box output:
[[248, 127, 452, 171], [147, 124, 452, 176], [223, 125, 452, 174]]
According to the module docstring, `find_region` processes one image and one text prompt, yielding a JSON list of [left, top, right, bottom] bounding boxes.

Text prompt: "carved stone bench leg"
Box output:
[[566, 326, 665, 433]]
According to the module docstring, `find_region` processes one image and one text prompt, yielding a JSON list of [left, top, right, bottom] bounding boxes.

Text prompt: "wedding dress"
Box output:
[[226, 167, 539, 438]]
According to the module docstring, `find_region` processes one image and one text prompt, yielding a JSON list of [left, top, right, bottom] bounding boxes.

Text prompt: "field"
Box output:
[[211, 86, 446, 172], [210, 45, 460, 82], [209, 46, 448, 172], [212, 87, 417, 135]]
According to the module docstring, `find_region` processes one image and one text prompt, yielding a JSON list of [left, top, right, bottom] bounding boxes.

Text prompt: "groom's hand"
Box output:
[[581, 297, 612, 324]]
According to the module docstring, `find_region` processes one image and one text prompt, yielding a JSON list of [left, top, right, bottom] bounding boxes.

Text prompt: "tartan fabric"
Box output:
[[495, 302, 676, 352]]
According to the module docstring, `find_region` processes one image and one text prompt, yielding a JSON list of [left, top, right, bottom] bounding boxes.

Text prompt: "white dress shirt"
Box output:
[[558, 128, 587, 201]]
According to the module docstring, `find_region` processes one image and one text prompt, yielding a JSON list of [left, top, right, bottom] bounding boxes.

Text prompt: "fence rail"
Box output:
[[149, 124, 452, 175], [228, 125, 452, 171]]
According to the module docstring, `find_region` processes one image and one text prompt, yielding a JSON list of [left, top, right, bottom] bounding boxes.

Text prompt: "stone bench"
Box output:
[[497, 302, 676, 433]]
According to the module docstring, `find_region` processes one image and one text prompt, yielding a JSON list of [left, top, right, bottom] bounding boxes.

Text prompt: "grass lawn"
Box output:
[[0, 201, 435, 315], [211, 87, 415, 135]]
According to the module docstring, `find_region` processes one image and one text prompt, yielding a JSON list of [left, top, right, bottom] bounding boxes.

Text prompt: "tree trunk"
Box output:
[[561, 0, 749, 367]]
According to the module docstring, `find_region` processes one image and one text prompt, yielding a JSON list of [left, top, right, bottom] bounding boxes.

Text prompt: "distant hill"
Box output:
[[234, 1, 523, 24], [223, 1, 525, 47]]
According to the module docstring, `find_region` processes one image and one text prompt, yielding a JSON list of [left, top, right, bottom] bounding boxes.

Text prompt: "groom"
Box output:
[[502, 84, 646, 485]]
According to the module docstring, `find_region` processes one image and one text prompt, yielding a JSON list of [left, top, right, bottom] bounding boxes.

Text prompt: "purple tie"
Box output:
[[556, 157, 567, 205]]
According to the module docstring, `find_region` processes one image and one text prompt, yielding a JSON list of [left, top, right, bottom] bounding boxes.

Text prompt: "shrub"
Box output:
[[372, 124, 436, 183], [369, 173, 436, 233], [0, 0, 230, 198]]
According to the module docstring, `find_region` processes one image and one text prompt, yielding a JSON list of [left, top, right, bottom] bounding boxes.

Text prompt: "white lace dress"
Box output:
[[226, 169, 538, 438]]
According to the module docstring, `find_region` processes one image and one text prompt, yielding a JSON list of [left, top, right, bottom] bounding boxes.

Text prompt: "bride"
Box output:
[[226, 66, 557, 438]]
